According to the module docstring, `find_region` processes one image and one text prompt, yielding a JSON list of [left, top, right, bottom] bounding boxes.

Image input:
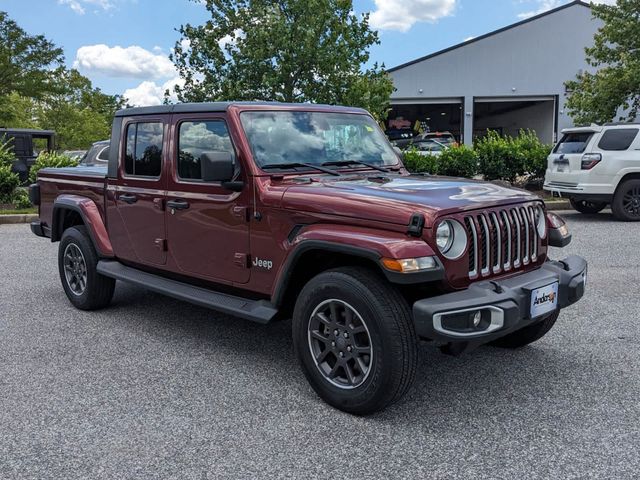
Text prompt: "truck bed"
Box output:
[[36, 166, 108, 233]]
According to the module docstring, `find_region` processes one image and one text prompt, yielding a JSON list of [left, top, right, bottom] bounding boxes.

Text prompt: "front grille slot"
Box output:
[[463, 205, 541, 279]]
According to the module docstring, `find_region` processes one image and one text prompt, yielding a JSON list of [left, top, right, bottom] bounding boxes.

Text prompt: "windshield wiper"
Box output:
[[262, 162, 341, 176], [321, 160, 389, 173]]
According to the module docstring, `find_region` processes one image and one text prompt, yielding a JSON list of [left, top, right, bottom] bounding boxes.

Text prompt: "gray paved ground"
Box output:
[[0, 211, 638, 479]]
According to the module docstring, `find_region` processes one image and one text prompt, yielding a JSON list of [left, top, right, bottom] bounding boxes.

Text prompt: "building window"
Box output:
[[177, 120, 235, 181], [124, 122, 163, 177]]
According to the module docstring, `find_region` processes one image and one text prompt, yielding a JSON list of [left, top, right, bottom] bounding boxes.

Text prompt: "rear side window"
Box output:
[[554, 132, 593, 154], [177, 120, 235, 181], [124, 122, 163, 177], [97, 146, 110, 162], [597, 128, 639, 151]]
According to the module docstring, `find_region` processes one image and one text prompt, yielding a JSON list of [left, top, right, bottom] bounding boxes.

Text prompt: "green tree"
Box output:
[[0, 11, 64, 124], [170, 0, 394, 119], [565, 0, 640, 124], [38, 68, 123, 149]]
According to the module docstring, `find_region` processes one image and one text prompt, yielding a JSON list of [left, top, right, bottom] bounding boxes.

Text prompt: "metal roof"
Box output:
[[388, 0, 591, 73]]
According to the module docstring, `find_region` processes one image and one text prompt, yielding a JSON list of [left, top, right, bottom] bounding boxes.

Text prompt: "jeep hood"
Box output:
[[279, 175, 539, 226]]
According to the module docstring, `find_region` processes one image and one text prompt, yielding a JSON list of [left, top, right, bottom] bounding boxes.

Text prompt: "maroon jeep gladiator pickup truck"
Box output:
[[29, 102, 587, 414]]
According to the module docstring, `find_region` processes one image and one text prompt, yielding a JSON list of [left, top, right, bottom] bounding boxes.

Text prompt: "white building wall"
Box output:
[[389, 2, 602, 145]]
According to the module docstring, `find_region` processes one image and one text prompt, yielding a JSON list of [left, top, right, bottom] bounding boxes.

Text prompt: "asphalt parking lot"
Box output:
[[1, 211, 639, 479]]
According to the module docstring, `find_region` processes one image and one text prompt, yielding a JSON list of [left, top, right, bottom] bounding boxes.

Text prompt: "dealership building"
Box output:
[[387, 0, 602, 146]]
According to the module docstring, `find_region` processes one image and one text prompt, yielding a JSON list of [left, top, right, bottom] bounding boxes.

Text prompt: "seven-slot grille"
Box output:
[[463, 205, 542, 279]]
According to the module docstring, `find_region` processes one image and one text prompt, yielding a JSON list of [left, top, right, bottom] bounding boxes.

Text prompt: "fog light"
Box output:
[[472, 311, 482, 327]]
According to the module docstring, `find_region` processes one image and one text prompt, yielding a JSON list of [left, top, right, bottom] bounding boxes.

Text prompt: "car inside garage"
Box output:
[[386, 100, 463, 144]]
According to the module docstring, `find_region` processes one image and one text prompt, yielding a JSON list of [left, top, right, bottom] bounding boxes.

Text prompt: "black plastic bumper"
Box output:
[[413, 255, 587, 344], [30, 221, 46, 238]]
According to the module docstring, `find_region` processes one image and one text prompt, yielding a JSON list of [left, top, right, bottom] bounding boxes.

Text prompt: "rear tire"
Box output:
[[489, 310, 559, 349], [292, 267, 418, 415], [570, 198, 606, 214], [58, 226, 115, 310], [612, 179, 640, 221]]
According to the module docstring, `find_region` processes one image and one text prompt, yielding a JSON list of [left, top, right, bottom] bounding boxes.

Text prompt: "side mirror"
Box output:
[[201, 151, 234, 182]]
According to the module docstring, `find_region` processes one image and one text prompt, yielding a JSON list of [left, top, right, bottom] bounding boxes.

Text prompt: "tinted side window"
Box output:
[[598, 128, 639, 151], [177, 120, 235, 181], [554, 133, 593, 154], [124, 122, 163, 177], [97, 146, 110, 162]]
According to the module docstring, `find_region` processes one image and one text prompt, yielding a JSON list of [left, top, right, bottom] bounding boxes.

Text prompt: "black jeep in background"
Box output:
[[0, 128, 55, 182]]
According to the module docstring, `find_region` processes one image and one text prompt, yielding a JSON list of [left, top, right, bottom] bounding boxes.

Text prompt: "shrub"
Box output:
[[437, 145, 478, 178], [11, 188, 32, 209], [475, 129, 553, 183], [0, 136, 16, 168], [402, 147, 438, 174], [0, 165, 20, 203], [402, 145, 478, 178], [474, 130, 523, 182], [513, 129, 553, 179], [29, 151, 78, 183]]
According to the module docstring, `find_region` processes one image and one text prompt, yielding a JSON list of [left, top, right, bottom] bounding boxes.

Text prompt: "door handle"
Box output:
[[119, 194, 138, 204], [167, 199, 190, 211]]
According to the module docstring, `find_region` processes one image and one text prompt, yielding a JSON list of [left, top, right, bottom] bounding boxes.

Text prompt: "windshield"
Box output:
[[240, 111, 398, 169], [554, 132, 594, 154]]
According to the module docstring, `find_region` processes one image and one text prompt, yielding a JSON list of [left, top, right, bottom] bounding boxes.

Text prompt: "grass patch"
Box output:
[[0, 208, 37, 215]]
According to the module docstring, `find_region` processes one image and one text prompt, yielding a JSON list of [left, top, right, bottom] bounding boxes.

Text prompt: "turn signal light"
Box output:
[[381, 256, 438, 273]]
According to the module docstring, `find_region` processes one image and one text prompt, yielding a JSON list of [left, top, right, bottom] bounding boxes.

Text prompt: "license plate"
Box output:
[[530, 282, 559, 318]]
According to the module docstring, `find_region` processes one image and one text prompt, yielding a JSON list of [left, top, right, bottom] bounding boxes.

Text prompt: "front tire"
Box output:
[[292, 267, 418, 415], [612, 179, 640, 221], [489, 310, 559, 349], [58, 226, 115, 310], [570, 198, 606, 214]]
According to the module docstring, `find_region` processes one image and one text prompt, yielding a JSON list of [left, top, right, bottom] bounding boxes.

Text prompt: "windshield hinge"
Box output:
[[407, 213, 425, 238]]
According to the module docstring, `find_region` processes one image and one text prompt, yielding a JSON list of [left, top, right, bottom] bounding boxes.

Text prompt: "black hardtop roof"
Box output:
[[0, 128, 56, 136], [114, 101, 367, 117]]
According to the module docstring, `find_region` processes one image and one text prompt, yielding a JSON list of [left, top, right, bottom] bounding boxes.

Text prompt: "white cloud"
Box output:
[[370, 0, 457, 32], [517, 0, 616, 19], [123, 78, 185, 107], [58, 0, 115, 15], [73, 44, 176, 79]]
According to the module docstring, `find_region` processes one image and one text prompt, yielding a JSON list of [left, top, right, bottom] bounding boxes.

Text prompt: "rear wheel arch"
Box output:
[[50, 197, 113, 257], [614, 171, 640, 193], [51, 206, 84, 242]]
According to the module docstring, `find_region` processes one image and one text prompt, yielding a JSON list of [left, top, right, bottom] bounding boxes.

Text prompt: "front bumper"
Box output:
[[413, 255, 587, 344]]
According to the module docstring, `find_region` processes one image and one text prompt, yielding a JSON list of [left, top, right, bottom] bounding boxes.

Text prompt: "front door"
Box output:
[[112, 119, 167, 266], [165, 114, 250, 284]]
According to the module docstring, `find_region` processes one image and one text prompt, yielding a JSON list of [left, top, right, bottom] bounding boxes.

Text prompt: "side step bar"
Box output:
[[97, 260, 278, 324]]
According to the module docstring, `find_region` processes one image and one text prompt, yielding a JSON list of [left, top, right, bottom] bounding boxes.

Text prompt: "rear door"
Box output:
[[165, 113, 251, 284], [111, 119, 168, 266], [592, 127, 640, 184]]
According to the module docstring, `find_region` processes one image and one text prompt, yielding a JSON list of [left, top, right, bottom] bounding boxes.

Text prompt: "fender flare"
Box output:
[[51, 195, 114, 258], [271, 229, 444, 307]]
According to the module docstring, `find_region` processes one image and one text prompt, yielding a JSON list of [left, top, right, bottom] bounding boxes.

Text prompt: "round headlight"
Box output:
[[436, 221, 453, 252], [535, 206, 546, 238], [435, 219, 468, 259]]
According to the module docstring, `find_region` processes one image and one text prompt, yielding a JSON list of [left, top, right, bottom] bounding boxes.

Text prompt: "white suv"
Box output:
[[544, 123, 640, 221]]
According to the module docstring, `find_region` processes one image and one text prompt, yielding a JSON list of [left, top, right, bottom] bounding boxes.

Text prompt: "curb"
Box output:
[[544, 200, 571, 211], [0, 214, 38, 225]]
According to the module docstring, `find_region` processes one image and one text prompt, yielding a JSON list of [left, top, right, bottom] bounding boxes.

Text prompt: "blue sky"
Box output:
[[1, 0, 600, 105]]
